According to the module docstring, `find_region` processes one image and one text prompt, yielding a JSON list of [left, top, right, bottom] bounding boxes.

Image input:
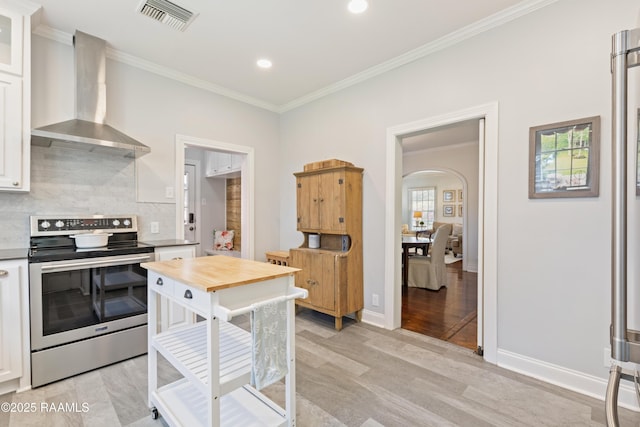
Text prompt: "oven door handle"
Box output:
[[40, 255, 153, 272]]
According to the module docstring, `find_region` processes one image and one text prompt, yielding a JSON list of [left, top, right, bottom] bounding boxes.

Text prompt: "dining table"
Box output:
[[402, 235, 431, 287]]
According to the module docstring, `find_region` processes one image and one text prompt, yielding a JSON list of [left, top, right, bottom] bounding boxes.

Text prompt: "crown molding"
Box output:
[[277, 0, 559, 113], [106, 49, 280, 112], [32, 25, 280, 113], [32, 0, 558, 114], [33, 25, 71, 45], [4, 0, 41, 15]]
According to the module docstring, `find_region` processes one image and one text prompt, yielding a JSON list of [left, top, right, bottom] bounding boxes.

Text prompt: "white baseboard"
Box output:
[[497, 348, 640, 412], [465, 260, 478, 273], [361, 309, 386, 329]]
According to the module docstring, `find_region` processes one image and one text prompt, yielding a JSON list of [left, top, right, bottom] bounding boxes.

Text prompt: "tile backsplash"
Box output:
[[0, 145, 174, 248]]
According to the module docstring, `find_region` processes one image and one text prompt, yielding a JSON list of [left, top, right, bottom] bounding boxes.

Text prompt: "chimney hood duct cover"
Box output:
[[31, 31, 150, 157]]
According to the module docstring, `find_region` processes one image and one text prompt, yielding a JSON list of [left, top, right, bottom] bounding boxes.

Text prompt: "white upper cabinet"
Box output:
[[0, 2, 36, 192], [0, 8, 22, 76], [205, 151, 242, 178], [0, 73, 23, 190]]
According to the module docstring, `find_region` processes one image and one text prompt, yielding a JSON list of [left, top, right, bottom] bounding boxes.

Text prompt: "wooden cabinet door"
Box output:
[[296, 174, 320, 230], [290, 250, 335, 311], [297, 171, 347, 233], [318, 171, 346, 232]]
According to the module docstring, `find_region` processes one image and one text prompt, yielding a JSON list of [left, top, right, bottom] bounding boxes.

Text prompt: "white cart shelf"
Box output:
[[142, 256, 305, 427]]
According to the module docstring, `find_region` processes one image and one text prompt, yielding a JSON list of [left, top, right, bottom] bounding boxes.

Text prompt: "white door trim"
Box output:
[[175, 134, 255, 260], [384, 102, 499, 364], [183, 161, 200, 254]]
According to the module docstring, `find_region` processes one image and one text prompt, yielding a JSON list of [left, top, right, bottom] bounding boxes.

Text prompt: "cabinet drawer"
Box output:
[[148, 271, 173, 297], [173, 280, 210, 314]]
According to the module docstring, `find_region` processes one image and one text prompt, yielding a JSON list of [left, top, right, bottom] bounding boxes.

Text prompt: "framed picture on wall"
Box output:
[[458, 205, 463, 217], [443, 190, 455, 202], [457, 189, 463, 202], [529, 116, 600, 198], [443, 205, 454, 217]]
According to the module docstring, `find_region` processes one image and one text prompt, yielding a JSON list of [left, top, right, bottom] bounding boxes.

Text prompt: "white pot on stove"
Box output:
[[70, 232, 113, 248]]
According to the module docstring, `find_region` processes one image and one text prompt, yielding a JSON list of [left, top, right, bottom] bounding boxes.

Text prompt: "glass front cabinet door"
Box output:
[[0, 8, 22, 75]]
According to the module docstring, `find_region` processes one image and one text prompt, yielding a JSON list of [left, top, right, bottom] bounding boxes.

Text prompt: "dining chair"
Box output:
[[407, 223, 452, 290]]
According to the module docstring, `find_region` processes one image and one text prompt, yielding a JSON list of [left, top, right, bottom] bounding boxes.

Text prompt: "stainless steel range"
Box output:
[[28, 214, 154, 387]]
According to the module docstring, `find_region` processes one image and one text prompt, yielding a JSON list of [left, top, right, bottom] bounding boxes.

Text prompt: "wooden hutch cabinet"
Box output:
[[289, 159, 363, 330]]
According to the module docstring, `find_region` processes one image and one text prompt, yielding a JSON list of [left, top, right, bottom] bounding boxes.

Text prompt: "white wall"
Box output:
[[279, 0, 640, 404], [7, 34, 281, 259]]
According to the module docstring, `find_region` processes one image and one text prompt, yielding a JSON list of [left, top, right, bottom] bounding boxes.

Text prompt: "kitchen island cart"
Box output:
[[142, 255, 305, 427]]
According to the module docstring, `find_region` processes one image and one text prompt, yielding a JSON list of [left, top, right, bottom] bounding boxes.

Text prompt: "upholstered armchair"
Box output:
[[426, 222, 462, 253], [451, 233, 463, 257], [407, 223, 452, 290]]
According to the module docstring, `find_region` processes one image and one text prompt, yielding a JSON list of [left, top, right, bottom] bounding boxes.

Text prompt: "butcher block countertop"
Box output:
[[141, 255, 300, 292]]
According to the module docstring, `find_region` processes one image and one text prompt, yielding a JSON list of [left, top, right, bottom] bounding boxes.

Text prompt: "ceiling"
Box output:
[[29, 0, 552, 113], [401, 119, 480, 153]]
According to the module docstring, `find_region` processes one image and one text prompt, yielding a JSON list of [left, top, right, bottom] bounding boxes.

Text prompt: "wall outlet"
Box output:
[[372, 294, 379, 307], [150, 222, 159, 234], [165, 186, 174, 198]]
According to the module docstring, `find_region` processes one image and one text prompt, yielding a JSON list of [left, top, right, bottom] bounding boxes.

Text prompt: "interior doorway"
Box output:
[[401, 170, 478, 350], [174, 135, 255, 260], [384, 103, 499, 363]]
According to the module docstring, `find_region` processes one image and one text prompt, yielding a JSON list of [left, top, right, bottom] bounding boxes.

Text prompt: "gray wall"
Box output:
[[2, 0, 639, 408], [278, 0, 640, 406], [0, 34, 281, 258]]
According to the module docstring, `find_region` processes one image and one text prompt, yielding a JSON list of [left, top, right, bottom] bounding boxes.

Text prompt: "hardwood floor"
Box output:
[[402, 258, 478, 351]]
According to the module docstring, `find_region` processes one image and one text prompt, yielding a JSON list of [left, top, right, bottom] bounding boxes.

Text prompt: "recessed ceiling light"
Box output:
[[257, 58, 272, 69], [348, 0, 368, 14]]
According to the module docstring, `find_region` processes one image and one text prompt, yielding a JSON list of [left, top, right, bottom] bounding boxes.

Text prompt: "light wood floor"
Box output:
[[3, 310, 640, 426], [402, 259, 478, 351]]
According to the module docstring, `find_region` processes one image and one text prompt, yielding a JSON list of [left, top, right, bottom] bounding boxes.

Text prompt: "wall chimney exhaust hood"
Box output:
[[31, 31, 150, 158]]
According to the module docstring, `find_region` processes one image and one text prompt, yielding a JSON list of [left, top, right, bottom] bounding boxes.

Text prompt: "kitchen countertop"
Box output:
[[141, 239, 199, 248], [141, 256, 299, 292], [0, 248, 29, 261]]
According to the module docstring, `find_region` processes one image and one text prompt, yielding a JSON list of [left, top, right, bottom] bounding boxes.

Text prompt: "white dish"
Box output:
[[70, 232, 113, 248]]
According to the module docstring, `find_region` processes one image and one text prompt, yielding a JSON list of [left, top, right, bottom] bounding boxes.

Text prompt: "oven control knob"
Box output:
[[123, 219, 131, 226], [40, 221, 50, 229], [55, 220, 64, 228], [112, 219, 120, 227]]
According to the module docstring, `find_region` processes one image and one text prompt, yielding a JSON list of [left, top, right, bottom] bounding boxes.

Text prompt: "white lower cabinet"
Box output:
[[0, 258, 29, 395], [154, 246, 197, 331]]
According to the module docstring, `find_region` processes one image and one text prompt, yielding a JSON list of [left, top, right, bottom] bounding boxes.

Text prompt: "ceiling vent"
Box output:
[[137, 0, 197, 31]]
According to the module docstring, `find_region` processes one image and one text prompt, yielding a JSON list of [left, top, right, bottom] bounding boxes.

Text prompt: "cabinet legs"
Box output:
[[334, 316, 343, 331], [334, 310, 363, 330]]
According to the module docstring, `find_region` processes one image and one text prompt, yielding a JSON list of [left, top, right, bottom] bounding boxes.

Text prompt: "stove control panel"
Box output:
[[30, 215, 138, 236]]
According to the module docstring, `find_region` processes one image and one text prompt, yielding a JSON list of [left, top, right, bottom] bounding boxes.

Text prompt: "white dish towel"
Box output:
[[250, 300, 288, 390]]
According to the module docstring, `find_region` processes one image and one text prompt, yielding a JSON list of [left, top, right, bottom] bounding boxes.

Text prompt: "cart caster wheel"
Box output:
[[151, 407, 159, 420]]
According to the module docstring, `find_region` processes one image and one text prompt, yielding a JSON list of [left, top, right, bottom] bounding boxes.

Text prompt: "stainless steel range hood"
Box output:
[[31, 31, 150, 158]]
